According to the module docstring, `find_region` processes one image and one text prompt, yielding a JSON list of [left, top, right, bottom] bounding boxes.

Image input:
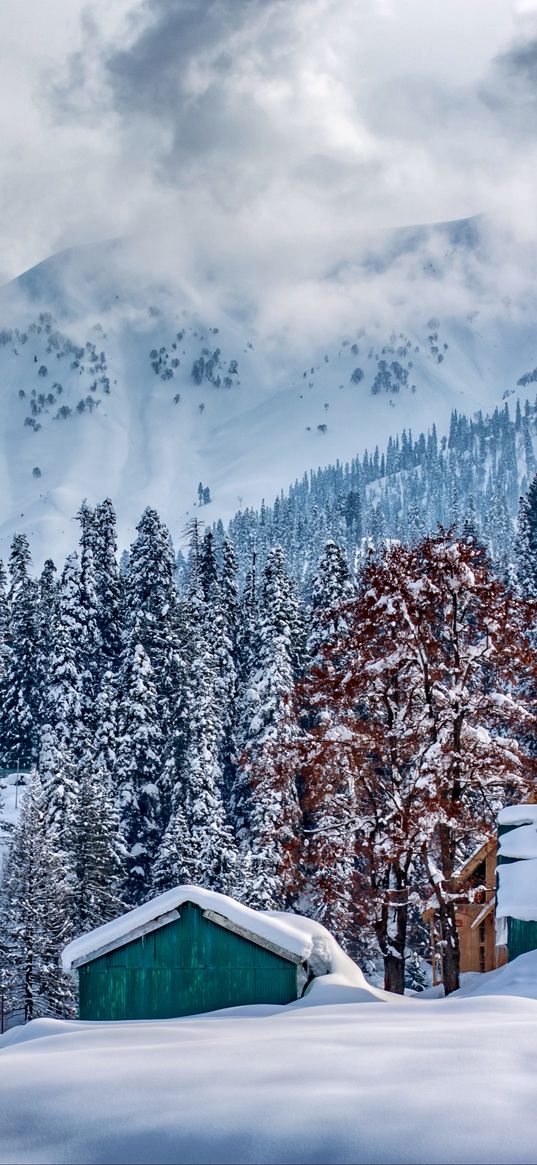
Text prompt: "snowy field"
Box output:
[[1, 954, 537, 1165]]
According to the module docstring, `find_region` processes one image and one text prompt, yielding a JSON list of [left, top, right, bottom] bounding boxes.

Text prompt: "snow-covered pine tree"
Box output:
[[0, 771, 75, 1021], [93, 669, 119, 787], [0, 557, 9, 678], [307, 540, 353, 662], [405, 500, 426, 547], [116, 637, 163, 905], [515, 472, 537, 600], [151, 792, 191, 896], [489, 485, 514, 581], [199, 529, 219, 601], [199, 533, 239, 803], [124, 507, 180, 744], [75, 506, 103, 715], [38, 588, 84, 912], [297, 541, 357, 949], [124, 507, 178, 674], [92, 498, 123, 668], [236, 547, 303, 910], [72, 739, 125, 932], [169, 563, 238, 895], [1, 534, 39, 767], [34, 559, 59, 724]]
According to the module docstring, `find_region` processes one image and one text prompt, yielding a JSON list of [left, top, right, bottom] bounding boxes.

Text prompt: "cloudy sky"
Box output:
[[0, 0, 536, 296]]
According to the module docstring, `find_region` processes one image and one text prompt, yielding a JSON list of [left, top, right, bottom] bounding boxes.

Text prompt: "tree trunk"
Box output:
[[375, 864, 409, 995], [383, 951, 405, 994], [438, 898, 460, 995]]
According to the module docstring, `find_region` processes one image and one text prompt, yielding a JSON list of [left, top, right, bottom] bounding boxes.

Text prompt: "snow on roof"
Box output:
[[498, 821, 537, 861], [497, 804, 537, 828], [455, 837, 493, 882], [496, 858, 537, 923], [62, 885, 348, 973]]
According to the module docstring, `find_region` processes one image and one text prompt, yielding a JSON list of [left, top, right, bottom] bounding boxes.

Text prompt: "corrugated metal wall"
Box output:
[[78, 902, 299, 1020], [507, 918, 537, 962]]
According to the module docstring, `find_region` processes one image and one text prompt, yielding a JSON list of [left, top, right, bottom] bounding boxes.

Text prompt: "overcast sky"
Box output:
[[0, 0, 536, 292]]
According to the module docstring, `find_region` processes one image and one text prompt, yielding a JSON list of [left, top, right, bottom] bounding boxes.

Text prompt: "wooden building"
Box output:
[[62, 887, 311, 1021], [425, 803, 537, 985], [424, 836, 504, 986]]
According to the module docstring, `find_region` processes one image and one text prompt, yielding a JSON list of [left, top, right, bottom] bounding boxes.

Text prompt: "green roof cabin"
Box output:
[[62, 886, 312, 1021], [496, 805, 537, 964]]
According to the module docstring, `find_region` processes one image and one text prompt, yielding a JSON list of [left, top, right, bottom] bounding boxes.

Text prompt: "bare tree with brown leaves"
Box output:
[[288, 532, 537, 993]]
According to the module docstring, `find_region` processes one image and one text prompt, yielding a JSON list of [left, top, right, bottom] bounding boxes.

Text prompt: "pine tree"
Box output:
[[151, 793, 191, 895], [1, 535, 39, 767], [93, 498, 123, 667], [72, 740, 125, 932], [124, 507, 178, 672], [0, 557, 9, 678], [116, 638, 163, 904], [236, 548, 302, 909], [124, 507, 180, 740], [299, 541, 357, 946], [171, 578, 238, 895], [515, 473, 537, 599], [78, 542, 102, 714], [0, 771, 75, 1021], [34, 559, 59, 723], [308, 540, 353, 662], [39, 604, 83, 881]]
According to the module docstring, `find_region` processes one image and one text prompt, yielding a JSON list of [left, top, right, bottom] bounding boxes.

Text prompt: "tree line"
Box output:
[[1, 476, 537, 1019]]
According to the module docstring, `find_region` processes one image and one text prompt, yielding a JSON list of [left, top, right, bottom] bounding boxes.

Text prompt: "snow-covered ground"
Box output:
[[1, 951, 537, 1164]]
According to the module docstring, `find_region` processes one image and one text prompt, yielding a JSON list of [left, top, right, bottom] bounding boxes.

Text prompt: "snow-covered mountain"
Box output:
[[0, 216, 535, 564]]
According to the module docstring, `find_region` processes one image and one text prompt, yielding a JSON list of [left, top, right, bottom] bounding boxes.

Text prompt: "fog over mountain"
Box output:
[[1, 1, 537, 560]]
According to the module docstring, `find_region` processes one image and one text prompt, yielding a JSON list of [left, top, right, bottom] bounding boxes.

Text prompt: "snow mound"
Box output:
[[450, 950, 537, 1001], [2, 989, 537, 1163]]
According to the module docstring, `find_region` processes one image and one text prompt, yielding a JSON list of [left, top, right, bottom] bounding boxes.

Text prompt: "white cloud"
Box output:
[[0, 0, 536, 350]]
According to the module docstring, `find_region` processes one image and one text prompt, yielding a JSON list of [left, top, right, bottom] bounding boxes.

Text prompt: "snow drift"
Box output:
[[2, 954, 537, 1163]]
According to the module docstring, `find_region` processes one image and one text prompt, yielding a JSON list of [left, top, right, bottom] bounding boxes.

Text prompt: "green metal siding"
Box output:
[[78, 901, 299, 1020], [507, 917, 537, 962]]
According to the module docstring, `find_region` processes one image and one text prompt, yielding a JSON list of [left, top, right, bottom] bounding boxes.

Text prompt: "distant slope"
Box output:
[[0, 219, 534, 565]]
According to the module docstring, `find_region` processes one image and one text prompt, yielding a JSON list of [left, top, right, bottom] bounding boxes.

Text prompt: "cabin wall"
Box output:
[[457, 904, 496, 974], [78, 902, 299, 1020]]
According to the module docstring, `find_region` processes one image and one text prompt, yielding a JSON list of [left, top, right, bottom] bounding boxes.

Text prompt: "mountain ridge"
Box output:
[[0, 216, 534, 566]]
